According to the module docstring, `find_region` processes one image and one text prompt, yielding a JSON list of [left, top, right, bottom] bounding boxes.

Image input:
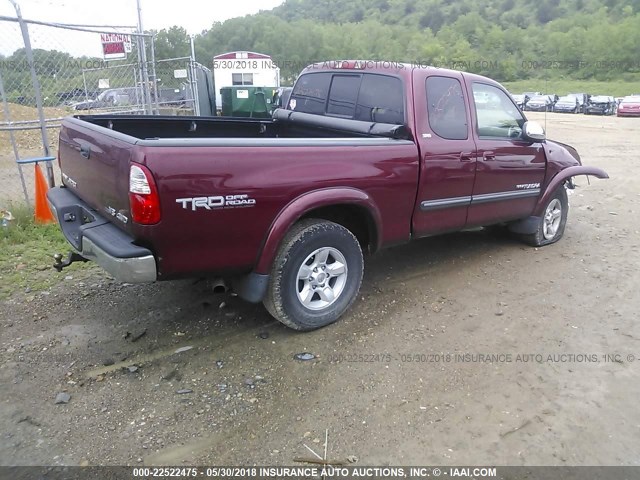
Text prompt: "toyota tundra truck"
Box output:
[[47, 61, 608, 330]]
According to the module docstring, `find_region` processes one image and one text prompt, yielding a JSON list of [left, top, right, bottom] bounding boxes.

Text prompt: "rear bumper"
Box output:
[[47, 187, 157, 283]]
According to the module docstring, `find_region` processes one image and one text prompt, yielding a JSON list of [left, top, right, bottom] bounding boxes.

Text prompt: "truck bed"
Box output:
[[77, 109, 411, 142]]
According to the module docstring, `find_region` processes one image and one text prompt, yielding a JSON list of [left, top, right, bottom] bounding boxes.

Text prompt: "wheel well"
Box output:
[[300, 204, 378, 253]]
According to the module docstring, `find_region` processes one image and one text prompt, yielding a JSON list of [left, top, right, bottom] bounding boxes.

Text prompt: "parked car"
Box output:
[[525, 94, 555, 111], [57, 88, 98, 106], [510, 93, 528, 110], [72, 87, 144, 111], [567, 93, 591, 113], [48, 61, 608, 330], [157, 87, 187, 107], [585, 96, 617, 115], [272, 86, 293, 112], [553, 95, 581, 113], [617, 96, 640, 117]]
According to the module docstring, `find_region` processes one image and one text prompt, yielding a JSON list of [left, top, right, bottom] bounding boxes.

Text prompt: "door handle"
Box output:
[[483, 151, 496, 161], [460, 152, 474, 162], [79, 144, 91, 159]]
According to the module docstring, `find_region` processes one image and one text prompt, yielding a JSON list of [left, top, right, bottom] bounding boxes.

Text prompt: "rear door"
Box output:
[[412, 71, 477, 236], [465, 81, 546, 227], [58, 117, 135, 232]]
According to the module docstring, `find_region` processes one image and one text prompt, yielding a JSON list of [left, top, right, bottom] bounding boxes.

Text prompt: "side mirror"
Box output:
[[522, 120, 545, 142]]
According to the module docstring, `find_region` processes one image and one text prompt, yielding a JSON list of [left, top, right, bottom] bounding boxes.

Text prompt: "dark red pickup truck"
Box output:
[[48, 61, 607, 330]]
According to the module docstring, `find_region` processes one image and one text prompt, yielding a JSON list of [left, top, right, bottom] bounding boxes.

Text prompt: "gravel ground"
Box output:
[[0, 112, 638, 467]]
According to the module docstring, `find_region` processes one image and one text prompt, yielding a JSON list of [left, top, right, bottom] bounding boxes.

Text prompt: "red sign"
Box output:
[[100, 33, 132, 60]]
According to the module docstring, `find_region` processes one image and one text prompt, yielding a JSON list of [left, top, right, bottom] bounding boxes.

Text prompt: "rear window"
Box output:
[[290, 72, 332, 115], [327, 75, 361, 117], [290, 72, 404, 124], [356, 74, 404, 124]]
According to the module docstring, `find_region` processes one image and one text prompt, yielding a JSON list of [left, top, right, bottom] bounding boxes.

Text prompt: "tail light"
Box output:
[[129, 164, 161, 225]]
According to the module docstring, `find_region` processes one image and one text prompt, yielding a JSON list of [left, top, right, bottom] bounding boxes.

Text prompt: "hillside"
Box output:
[[191, 0, 640, 83], [271, 0, 636, 31]]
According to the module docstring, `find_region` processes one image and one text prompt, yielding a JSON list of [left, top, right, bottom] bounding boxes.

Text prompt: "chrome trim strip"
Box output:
[[420, 189, 540, 211], [471, 189, 541, 205], [420, 196, 472, 211]]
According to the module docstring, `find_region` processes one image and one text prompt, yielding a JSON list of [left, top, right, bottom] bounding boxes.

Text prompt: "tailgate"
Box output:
[[58, 117, 136, 232]]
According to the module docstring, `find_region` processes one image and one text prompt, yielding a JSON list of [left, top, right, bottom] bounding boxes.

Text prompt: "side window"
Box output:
[[355, 74, 404, 124], [290, 72, 332, 115], [327, 75, 361, 117], [472, 83, 524, 139], [426, 76, 468, 140]]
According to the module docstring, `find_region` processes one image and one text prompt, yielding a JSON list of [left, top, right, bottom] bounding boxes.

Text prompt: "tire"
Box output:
[[263, 219, 364, 331], [520, 186, 569, 247]]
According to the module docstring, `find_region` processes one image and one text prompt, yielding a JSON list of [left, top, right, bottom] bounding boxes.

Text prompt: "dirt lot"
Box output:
[[1, 112, 639, 467]]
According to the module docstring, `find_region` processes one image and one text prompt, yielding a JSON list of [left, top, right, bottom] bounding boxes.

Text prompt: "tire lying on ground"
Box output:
[[264, 219, 364, 330]]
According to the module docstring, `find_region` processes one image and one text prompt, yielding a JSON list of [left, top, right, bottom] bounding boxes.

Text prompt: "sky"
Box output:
[[0, 0, 285, 56]]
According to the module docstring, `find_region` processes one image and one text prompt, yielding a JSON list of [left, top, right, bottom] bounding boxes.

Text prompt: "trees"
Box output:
[[153, 26, 190, 59], [192, 0, 638, 84]]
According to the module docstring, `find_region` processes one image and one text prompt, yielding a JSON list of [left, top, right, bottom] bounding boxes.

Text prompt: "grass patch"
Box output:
[[0, 204, 94, 299], [503, 79, 640, 97]]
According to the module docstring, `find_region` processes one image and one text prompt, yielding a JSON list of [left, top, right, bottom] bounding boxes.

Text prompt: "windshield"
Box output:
[[557, 96, 574, 102], [621, 96, 640, 104], [530, 96, 547, 101]]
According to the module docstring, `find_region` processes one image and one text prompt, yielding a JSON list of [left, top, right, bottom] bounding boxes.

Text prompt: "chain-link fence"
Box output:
[[0, 10, 205, 208]]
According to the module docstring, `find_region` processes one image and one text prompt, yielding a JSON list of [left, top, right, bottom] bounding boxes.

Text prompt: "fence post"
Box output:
[[0, 71, 30, 205], [9, 0, 55, 187], [190, 35, 200, 116], [150, 34, 159, 114], [136, 0, 153, 114]]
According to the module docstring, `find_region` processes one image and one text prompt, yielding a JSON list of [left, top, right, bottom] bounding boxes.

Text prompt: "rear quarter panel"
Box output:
[[136, 141, 419, 279]]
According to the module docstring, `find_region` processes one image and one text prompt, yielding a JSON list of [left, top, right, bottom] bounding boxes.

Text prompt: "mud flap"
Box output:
[[507, 216, 541, 235]]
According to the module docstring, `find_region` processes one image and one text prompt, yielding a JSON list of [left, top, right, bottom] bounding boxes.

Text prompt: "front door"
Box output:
[[465, 81, 547, 227]]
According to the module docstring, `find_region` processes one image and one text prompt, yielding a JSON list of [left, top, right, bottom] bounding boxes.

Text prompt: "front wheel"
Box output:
[[264, 219, 364, 330], [520, 187, 569, 247]]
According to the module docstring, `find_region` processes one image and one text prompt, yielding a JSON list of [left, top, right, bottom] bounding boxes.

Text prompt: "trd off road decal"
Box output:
[[176, 194, 256, 211]]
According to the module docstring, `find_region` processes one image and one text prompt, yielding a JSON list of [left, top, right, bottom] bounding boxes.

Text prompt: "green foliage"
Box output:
[[190, 0, 640, 86], [152, 26, 191, 59], [503, 78, 639, 97], [0, 205, 94, 299]]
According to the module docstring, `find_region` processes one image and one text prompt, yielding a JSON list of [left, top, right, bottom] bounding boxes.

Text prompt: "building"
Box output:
[[212, 51, 281, 110]]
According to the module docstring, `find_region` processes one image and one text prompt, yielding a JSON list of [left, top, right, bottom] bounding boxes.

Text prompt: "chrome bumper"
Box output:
[[47, 187, 157, 283]]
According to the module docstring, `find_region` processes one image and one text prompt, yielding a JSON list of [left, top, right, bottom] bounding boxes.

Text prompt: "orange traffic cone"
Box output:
[[34, 163, 55, 224]]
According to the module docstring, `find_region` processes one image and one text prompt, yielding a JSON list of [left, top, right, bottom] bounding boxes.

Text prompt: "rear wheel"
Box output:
[[264, 219, 364, 331], [520, 187, 568, 247]]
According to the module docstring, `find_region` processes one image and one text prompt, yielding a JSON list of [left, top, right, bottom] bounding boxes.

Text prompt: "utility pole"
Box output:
[[136, 0, 153, 114]]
